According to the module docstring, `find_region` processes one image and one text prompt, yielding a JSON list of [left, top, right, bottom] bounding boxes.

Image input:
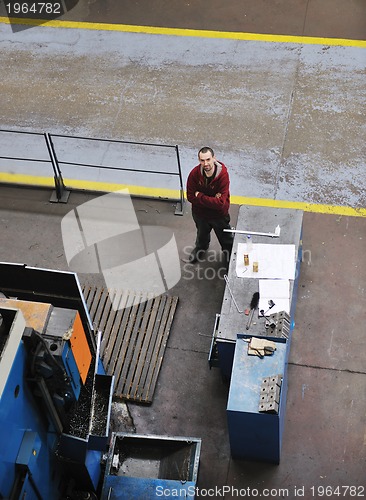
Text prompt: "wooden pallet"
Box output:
[[83, 286, 178, 404]]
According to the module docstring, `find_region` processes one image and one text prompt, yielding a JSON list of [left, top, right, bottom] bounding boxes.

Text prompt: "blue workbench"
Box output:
[[227, 335, 288, 463], [209, 205, 303, 463]]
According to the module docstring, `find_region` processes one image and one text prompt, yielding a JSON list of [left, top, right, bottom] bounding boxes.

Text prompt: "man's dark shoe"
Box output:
[[186, 248, 206, 264]]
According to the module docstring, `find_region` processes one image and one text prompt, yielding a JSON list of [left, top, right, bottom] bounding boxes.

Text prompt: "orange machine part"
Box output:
[[0, 298, 52, 333], [69, 312, 92, 385]]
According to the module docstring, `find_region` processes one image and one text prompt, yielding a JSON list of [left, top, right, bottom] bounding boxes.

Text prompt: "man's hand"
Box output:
[[195, 191, 221, 198]]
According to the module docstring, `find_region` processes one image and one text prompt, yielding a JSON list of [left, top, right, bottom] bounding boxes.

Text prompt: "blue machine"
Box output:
[[0, 264, 114, 499], [101, 433, 201, 500], [0, 263, 202, 499], [0, 308, 62, 499]]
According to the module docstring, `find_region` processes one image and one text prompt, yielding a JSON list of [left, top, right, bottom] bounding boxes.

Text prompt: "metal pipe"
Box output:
[[57, 160, 180, 176], [224, 226, 281, 238], [175, 144, 185, 215], [50, 132, 177, 149], [0, 156, 50, 163], [224, 275, 243, 313]]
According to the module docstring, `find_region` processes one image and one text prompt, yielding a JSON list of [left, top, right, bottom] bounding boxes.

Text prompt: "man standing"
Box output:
[[186, 147, 233, 264]]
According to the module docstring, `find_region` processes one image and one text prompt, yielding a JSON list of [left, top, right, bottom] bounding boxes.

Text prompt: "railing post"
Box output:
[[174, 144, 185, 216], [44, 133, 70, 203]]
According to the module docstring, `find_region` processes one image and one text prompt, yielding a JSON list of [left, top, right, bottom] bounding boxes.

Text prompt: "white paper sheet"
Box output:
[[236, 243, 296, 280], [258, 279, 290, 315]]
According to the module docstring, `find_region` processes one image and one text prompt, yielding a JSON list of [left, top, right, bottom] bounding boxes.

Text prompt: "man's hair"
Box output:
[[198, 147, 214, 157]]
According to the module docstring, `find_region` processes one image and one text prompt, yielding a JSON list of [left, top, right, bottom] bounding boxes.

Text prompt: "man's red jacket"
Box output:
[[186, 161, 230, 220]]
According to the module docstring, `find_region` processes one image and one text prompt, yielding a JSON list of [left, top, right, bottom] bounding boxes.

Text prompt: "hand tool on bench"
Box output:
[[246, 292, 260, 330], [260, 299, 275, 317]]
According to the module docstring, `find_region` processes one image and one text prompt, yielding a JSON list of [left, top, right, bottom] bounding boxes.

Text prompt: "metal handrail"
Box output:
[[0, 129, 185, 213]]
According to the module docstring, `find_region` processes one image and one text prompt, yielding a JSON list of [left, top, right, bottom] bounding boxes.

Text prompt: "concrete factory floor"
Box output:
[[0, 185, 365, 497], [0, 0, 365, 497], [1, 3, 366, 210], [2, 0, 365, 40]]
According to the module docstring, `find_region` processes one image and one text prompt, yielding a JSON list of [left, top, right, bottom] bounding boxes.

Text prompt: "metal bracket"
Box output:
[[224, 225, 281, 238], [45, 133, 70, 204], [264, 311, 291, 339], [174, 191, 186, 216], [208, 313, 221, 369], [258, 374, 283, 414]]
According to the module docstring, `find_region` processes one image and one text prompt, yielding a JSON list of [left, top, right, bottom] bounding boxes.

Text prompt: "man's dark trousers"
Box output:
[[192, 212, 233, 255]]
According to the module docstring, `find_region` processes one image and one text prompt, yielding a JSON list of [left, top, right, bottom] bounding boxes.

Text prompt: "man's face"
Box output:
[[199, 151, 215, 176]]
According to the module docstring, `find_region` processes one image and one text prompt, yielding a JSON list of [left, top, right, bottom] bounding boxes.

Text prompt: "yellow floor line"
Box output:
[[1, 16, 365, 48], [0, 173, 179, 199], [1, 174, 366, 218], [230, 195, 366, 217]]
